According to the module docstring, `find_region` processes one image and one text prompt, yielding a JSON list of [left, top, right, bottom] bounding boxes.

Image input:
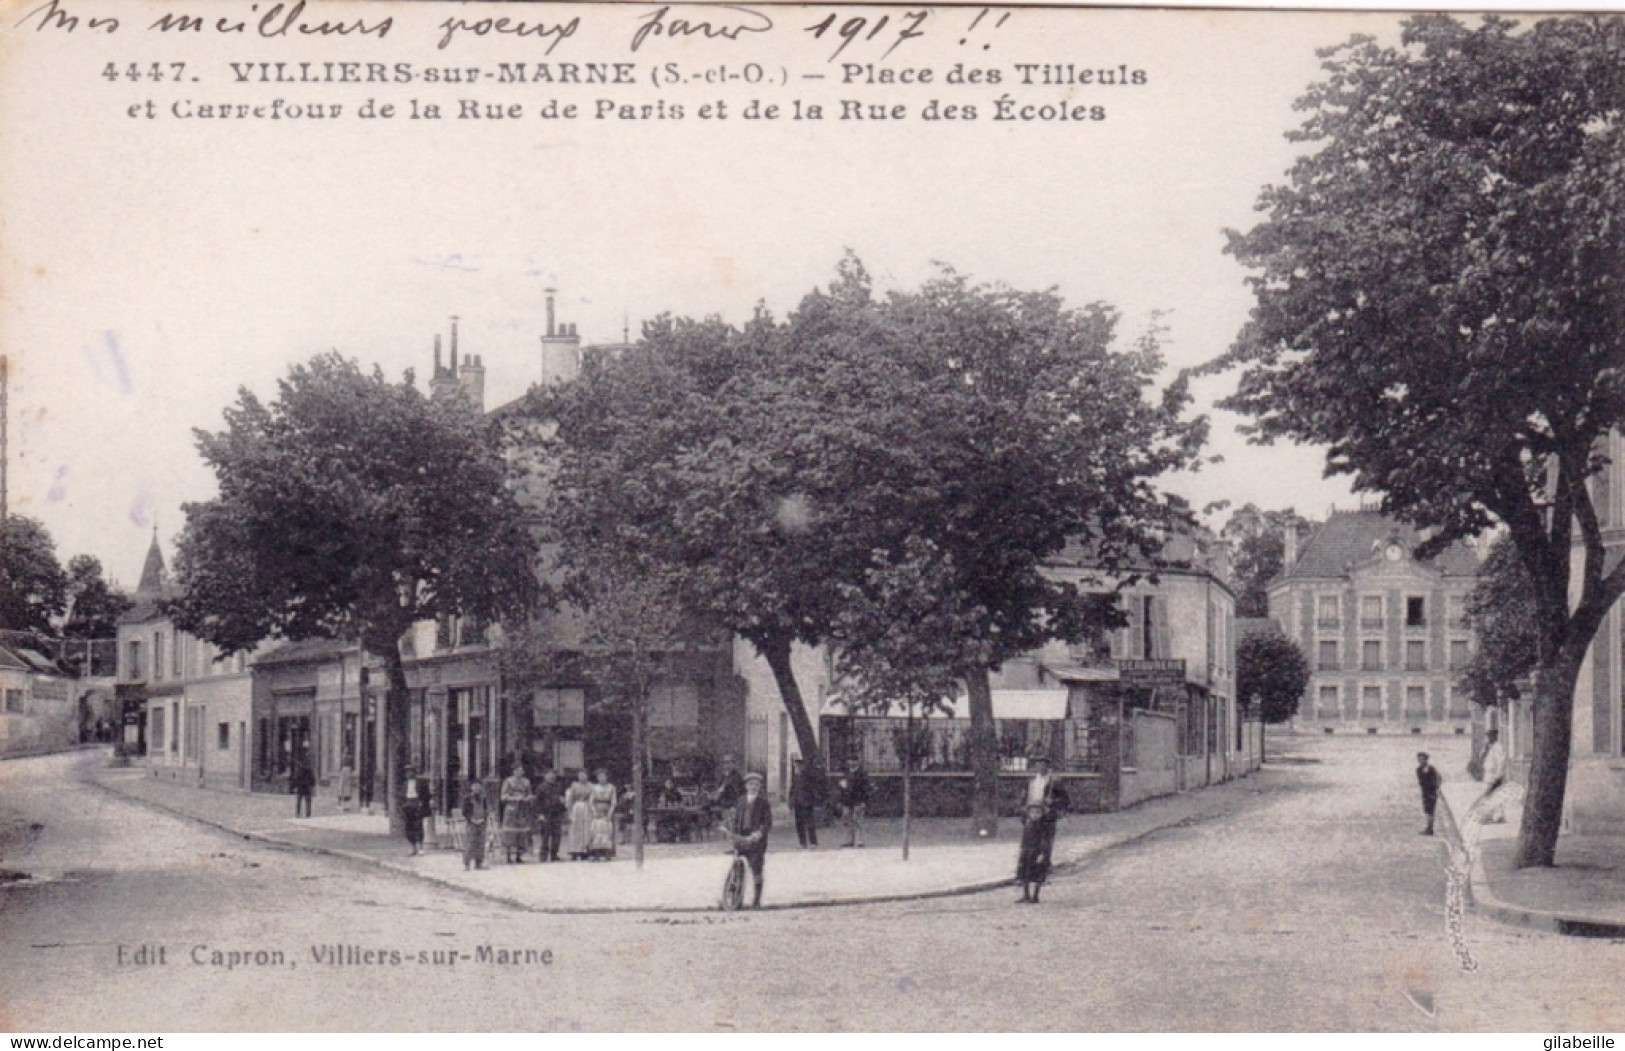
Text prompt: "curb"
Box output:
[[82, 768, 1209, 916], [1438, 791, 1625, 939]]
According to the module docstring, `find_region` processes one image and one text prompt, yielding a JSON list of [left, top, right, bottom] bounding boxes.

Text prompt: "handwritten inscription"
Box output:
[[630, 5, 773, 53]]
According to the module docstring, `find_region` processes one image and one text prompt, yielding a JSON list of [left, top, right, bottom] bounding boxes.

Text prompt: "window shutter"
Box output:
[[1152, 595, 1171, 660]]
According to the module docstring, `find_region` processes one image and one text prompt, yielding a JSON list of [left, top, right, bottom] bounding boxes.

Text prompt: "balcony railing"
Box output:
[[1316, 618, 1341, 631], [1360, 618, 1384, 630]]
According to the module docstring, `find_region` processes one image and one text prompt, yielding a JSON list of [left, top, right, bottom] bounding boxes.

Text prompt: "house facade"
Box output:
[[1267, 507, 1480, 736], [115, 535, 256, 790], [0, 638, 78, 759]]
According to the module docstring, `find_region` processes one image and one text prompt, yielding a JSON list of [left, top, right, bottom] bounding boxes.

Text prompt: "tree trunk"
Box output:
[[902, 700, 913, 862], [1513, 648, 1582, 869], [759, 633, 828, 804], [965, 664, 998, 837], [381, 643, 412, 839], [632, 698, 646, 870]]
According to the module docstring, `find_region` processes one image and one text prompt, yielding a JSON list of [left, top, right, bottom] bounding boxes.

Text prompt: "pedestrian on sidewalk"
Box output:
[[789, 757, 819, 848], [404, 789, 426, 856], [291, 761, 315, 819], [730, 770, 773, 908], [461, 780, 491, 870], [336, 766, 354, 813], [565, 769, 593, 860], [500, 766, 533, 864], [534, 770, 565, 861], [837, 756, 869, 848], [1415, 751, 1441, 836], [1016, 756, 1069, 904]]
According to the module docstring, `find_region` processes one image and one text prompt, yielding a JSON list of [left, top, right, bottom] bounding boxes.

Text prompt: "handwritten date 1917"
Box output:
[[805, 11, 929, 63]]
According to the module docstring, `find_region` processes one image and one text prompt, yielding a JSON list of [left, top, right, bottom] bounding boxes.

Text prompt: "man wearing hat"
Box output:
[[1016, 755, 1069, 904], [730, 770, 774, 908], [1415, 751, 1441, 836]]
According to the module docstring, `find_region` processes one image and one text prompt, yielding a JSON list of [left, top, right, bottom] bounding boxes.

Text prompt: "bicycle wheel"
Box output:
[[720, 857, 746, 911]]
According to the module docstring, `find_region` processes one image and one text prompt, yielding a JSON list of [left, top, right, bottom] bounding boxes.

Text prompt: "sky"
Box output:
[[0, 2, 1455, 589]]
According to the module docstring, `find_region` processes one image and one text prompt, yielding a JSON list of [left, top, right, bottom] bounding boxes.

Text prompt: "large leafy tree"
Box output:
[[0, 515, 68, 635], [1236, 631, 1311, 762], [168, 353, 540, 832], [858, 269, 1205, 835], [1216, 15, 1625, 867]]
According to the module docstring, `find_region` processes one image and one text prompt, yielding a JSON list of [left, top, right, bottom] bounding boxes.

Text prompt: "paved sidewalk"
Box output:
[[86, 753, 1248, 913], [1440, 779, 1625, 937]]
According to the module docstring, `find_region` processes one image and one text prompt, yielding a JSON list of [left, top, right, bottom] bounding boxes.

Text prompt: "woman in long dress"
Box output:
[[586, 767, 618, 860], [1015, 756, 1069, 904], [564, 769, 594, 860], [499, 768, 533, 863]]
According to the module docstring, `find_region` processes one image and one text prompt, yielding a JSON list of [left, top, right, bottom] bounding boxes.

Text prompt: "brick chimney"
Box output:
[[459, 354, 485, 412]]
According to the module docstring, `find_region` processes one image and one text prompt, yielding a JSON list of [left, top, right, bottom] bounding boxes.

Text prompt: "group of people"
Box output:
[[389, 750, 1077, 911], [399, 767, 623, 870]]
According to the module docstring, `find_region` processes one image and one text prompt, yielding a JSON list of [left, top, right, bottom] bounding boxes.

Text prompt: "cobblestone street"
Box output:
[[3, 735, 1619, 1031]]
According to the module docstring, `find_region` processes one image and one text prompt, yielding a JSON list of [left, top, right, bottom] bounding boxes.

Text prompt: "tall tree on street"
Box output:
[[1215, 15, 1625, 866], [167, 353, 539, 833], [0, 515, 67, 635], [863, 270, 1205, 835], [1236, 631, 1311, 762]]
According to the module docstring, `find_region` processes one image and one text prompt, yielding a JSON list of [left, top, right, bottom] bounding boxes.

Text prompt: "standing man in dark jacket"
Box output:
[[291, 760, 315, 818], [837, 757, 870, 848], [730, 771, 773, 908], [1416, 752, 1442, 835], [789, 758, 820, 848], [534, 770, 566, 861]]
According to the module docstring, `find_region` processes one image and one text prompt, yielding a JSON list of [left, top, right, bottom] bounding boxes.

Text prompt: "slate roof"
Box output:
[[1281, 509, 1480, 581]]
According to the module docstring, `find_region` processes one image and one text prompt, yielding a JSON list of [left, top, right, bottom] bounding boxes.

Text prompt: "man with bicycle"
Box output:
[[728, 770, 773, 908]]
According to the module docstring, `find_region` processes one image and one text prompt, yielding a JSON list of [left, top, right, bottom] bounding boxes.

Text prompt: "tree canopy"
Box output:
[[61, 554, 131, 640], [169, 352, 539, 830], [1, 515, 68, 635], [533, 257, 1205, 836], [1220, 505, 1317, 618], [1236, 631, 1311, 727], [1215, 14, 1625, 866]]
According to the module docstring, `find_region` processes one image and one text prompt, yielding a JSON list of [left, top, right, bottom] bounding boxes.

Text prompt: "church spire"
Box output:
[[136, 528, 167, 596]]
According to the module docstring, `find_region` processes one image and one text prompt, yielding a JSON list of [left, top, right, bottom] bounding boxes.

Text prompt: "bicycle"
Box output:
[[718, 828, 756, 911]]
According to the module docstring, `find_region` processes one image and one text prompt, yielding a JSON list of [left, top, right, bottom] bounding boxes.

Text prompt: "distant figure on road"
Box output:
[[837, 757, 870, 848], [1415, 752, 1441, 836], [1016, 756, 1069, 904], [291, 761, 315, 819], [789, 758, 819, 848], [461, 780, 491, 870]]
